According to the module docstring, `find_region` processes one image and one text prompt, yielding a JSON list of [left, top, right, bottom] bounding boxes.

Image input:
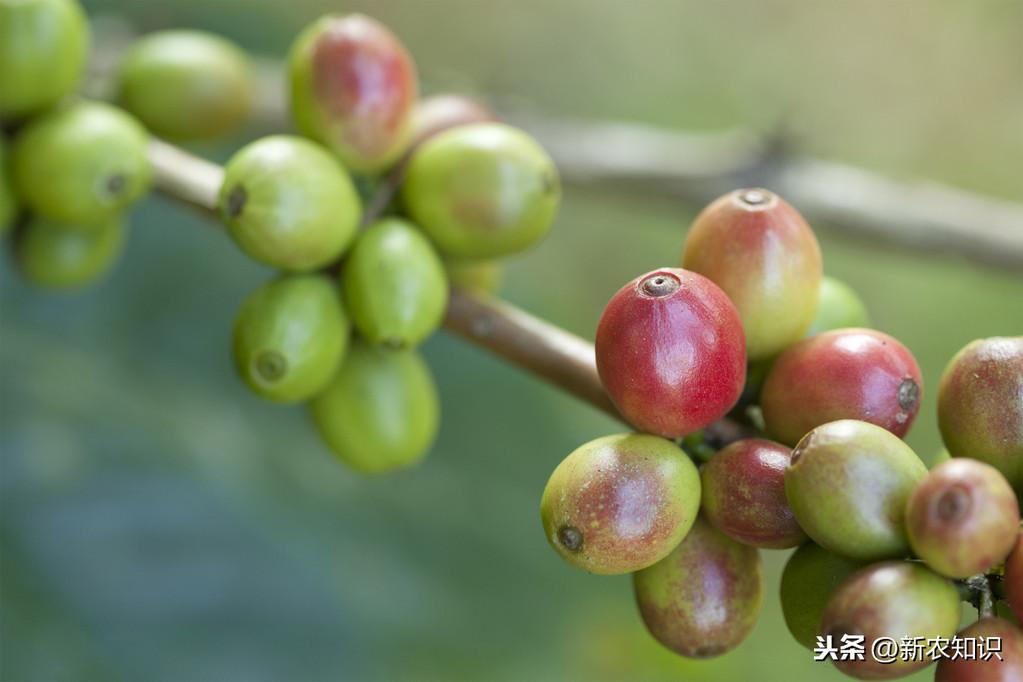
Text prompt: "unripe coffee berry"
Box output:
[[779, 543, 864, 649], [16, 215, 126, 289], [444, 258, 503, 296], [406, 94, 495, 156], [0, 137, 17, 233], [805, 275, 871, 337]]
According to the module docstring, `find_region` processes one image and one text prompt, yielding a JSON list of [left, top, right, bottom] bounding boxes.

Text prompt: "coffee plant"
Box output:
[[2, 1, 1021, 679]]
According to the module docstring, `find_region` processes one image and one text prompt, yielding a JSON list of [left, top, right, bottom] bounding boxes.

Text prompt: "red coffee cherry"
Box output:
[[761, 328, 923, 446], [595, 268, 746, 438], [1006, 531, 1023, 624], [935, 617, 1023, 682]]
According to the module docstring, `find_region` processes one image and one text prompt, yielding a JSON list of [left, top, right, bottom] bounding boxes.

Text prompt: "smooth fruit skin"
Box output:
[[406, 94, 495, 155], [820, 561, 961, 680], [595, 268, 746, 438], [805, 276, 871, 337], [700, 438, 807, 548], [309, 342, 438, 474], [540, 433, 700, 575], [11, 101, 152, 226], [935, 617, 1023, 682], [445, 258, 502, 295], [342, 218, 448, 348], [0, 0, 88, 120], [905, 458, 1020, 578], [0, 137, 17, 233], [218, 135, 361, 271], [680, 188, 821, 360], [785, 420, 927, 561], [938, 337, 1023, 493], [761, 328, 923, 446], [401, 123, 560, 258], [118, 30, 254, 141], [289, 14, 417, 174], [779, 543, 864, 649], [17, 215, 125, 289], [233, 275, 350, 403], [1007, 532, 1023, 624], [633, 515, 762, 658]]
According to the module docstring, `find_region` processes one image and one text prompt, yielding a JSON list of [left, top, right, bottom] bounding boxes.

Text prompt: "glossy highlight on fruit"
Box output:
[[289, 14, 417, 173], [681, 188, 821, 360], [935, 617, 1023, 682], [761, 328, 923, 446], [785, 420, 927, 560], [406, 94, 495, 155], [779, 543, 864, 649], [1006, 532, 1023, 623], [16, 215, 125, 289], [633, 515, 762, 658], [11, 101, 152, 226], [342, 218, 448, 348], [595, 268, 746, 438], [540, 433, 700, 575], [233, 275, 350, 403], [218, 135, 361, 271], [401, 123, 560, 258], [805, 275, 871, 337], [700, 438, 806, 548], [905, 458, 1019, 578]]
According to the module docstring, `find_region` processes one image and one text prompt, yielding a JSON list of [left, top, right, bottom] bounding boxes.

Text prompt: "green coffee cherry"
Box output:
[[401, 123, 560, 258], [779, 543, 865, 649], [0, 0, 89, 120], [805, 276, 871, 337], [309, 341, 439, 474], [233, 275, 350, 403], [445, 258, 503, 295], [118, 30, 254, 141], [11, 101, 152, 226], [218, 135, 361, 271], [342, 218, 448, 348], [16, 215, 125, 289], [0, 137, 18, 233]]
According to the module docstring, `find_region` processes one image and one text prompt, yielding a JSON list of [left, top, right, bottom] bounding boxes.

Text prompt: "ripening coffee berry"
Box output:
[[342, 218, 448, 348], [289, 14, 417, 173], [0, 137, 17, 233], [444, 258, 503, 295], [680, 188, 821, 360], [633, 515, 762, 658], [785, 420, 927, 560], [820, 562, 960, 680], [11, 101, 152, 226], [1006, 532, 1023, 623], [16, 215, 126, 289], [406, 94, 495, 155], [938, 336, 1023, 492], [310, 341, 439, 474], [699, 438, 806, 548], [779, 543, 864, 649], [595, 268, 746, 438], [935, 617, 1023, 682], [218, 135, 361, 271], [233, 275, 350, 403], [805, 275, 871, 337], [0, 0, 88, 120], [905, 458, 1019, 578], [117, 30, 254, 141], [761, 328, 923, 446], [539, 433, 700, 575], [401, 123, 560, 258]]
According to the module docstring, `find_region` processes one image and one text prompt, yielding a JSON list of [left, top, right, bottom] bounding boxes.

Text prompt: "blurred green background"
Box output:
[[2, 1, 1022, 680]]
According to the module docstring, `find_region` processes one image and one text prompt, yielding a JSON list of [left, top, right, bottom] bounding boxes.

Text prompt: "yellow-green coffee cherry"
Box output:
[[11, 101, 152, 226], [805, 276, 871, 337], [445, 258, 502, 295], [310, 341, 439, 474], [0, 137, 18, 233], [233, 275, 349, 403], [0, 0, 89, 120], [401, 123, 560, 258], [342, 218, 448, 348], [117, 30, 254, 141], [218, 135, 361, 271], [16, 215, 125, 289]]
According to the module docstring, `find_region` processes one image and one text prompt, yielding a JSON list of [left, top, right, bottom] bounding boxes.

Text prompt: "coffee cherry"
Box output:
[[309, 341, 438, 474], [1006, 532, 1023, 623], [401, 123, 560, 258], [233, 274, 350, 403], [680, 188, 821, 360], [289, 14, 417, 173], [117, 30, 254, 141], [761, 328, 923, 446], [595, 268, 746, 438], [820, 561, 961, 680], [779, 543, 865, 649], [218, 135, 361, 271], [700, 438, 806, 548], [935, 617, 1023, 682], [0, 0, 88, 120], [938, 337, 1023, 492], [633, 515, 762, 658], [342, 218, 448, 348], [805, 275, 871, 337], [407, 94, 495, 154], [905, 458, 1019, 578], [11, 101, 152, 226], [16, 215, 125, 289], [785, 420, 927, 560], [445, 258, 502, 295], [540, 434, 699, 575], [0, 137, 17, 233]]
